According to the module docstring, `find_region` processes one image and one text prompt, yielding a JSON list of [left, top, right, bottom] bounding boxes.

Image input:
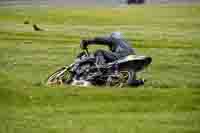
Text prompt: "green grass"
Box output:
[[0, 4, 200, 133]]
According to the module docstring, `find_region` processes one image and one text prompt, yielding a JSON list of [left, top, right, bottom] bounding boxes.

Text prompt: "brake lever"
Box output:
[[85, 48, 89, 56]]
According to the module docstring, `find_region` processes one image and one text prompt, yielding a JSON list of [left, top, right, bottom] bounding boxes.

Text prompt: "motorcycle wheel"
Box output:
[[46, 67, 72, 85], [106, 70, 136, 87]]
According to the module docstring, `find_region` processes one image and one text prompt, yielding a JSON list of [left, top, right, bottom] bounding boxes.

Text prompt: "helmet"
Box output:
[[110, 32, 122, 39]]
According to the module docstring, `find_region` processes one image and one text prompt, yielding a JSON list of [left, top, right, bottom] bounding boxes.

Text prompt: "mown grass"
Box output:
[[0, 4, 200, 133]]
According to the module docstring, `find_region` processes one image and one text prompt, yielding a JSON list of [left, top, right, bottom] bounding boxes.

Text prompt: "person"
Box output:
[[80, 32, 135, 65], [80, 32, 145, 86]]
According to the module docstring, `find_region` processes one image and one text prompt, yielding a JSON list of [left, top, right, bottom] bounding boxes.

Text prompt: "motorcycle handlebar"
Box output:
[[85, 48, 89, 56]]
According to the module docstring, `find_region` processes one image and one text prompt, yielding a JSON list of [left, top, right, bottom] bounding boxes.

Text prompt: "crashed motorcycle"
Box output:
[[46, 48, 152, 87]]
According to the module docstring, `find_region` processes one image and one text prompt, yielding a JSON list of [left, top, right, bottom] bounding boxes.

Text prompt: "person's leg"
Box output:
[[95, 50, 119, 65], [94, 50, 106, 65], [101, 50, 119, 62]]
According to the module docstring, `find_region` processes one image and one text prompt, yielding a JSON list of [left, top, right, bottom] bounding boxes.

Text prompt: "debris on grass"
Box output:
[[33, 24, 43, 31]]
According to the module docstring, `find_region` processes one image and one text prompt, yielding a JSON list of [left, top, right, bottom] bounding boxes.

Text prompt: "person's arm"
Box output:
[[81, 37, 113, 49]]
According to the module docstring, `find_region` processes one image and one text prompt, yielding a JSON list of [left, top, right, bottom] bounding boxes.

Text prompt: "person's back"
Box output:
[[80, 32, 135, 64], [108, 34, 135, 57]]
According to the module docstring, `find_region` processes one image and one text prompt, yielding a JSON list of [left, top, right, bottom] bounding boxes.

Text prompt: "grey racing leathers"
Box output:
[[84, 37, 135, 65]]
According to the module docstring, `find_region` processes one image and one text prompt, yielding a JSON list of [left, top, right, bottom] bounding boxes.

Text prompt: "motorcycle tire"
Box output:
[[106, 70, 136, 87], [46, 67, 72, 85]]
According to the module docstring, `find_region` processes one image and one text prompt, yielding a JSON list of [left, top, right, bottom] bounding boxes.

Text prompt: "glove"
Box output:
[[80, 40, 88, 50]]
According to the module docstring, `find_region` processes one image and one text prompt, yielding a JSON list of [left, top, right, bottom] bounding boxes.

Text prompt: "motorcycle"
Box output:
[[46, 48, 152, 87]]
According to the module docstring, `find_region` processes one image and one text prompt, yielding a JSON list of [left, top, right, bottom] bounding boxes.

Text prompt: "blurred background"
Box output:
[[0, 0, 200, 6]]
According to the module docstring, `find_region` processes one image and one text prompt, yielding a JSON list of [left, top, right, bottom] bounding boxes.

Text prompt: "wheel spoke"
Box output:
[[46, 68, 70, 85], [106, 71, 130, 87]]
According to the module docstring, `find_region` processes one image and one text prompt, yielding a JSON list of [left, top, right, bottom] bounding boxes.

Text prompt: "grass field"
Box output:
[[0, 4, 200, 133]]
